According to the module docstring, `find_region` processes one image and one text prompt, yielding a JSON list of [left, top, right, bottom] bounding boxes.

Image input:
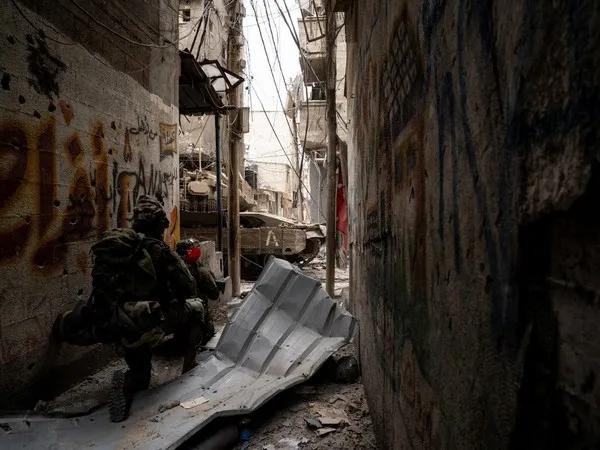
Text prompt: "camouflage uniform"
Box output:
[[175, 238, 221, 342], [54, 195, 206, 421]]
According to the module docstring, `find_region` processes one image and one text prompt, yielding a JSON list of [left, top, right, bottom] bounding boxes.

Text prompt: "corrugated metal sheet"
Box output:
[[0, 258, 355, 450]]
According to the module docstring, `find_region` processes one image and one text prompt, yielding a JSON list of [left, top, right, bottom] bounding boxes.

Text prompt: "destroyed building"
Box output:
[[296, 0, 348, 260]]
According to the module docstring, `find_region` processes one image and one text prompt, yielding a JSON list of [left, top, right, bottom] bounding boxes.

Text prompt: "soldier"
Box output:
[[53, 195, 206, 422], [175, 238, 220, 341]]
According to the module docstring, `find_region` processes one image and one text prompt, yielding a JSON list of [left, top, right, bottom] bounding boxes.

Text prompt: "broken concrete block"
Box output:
[[315, 427, 337, 437]]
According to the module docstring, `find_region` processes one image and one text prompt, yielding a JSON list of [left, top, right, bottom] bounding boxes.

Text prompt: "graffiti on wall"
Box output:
[[381, 12, 423, 145], [399, 340, 443, 448], [128, 114, 157, 142], [0, 109, 178, 271], [159, 122, 177, 157]]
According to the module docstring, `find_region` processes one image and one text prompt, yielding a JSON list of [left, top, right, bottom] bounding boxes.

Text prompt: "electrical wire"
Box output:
[[272, 0, 310, 208], [69, 0, 206, 49], [249, 0, 295, 139], [250, 81, 325, 221], [249, 0, 308, 211], [9, 0, 186, 76], [272, 0, 322, 85], [270, 0, 315, 209], [9, 0, 75, 45], [68, 0, 173, 48], [193, 116, 212, 148], [14, 0, 203, 51], [260, 0, 309, 210], [243, 3, 302, 28], [241, 254, 264, 269], [261, 0, 300, 175]]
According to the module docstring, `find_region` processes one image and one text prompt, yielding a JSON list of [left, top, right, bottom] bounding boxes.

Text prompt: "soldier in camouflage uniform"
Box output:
[[175, 238, 221, 341], [53, 195, 207, 422]]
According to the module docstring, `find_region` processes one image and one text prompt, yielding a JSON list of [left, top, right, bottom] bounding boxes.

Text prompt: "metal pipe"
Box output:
[[311, 157, 323, 222], [215, 114, 223, 252]]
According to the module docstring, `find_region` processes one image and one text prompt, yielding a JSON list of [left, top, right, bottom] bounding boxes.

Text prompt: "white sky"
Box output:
[[243, 0, 305, 163]]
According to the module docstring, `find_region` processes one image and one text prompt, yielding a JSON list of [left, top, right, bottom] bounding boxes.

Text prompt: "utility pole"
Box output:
[[291, 94, 303, 223], [215, 114, 223, 252], [325, 1, 337, 297], [227, 0, 243, 297]]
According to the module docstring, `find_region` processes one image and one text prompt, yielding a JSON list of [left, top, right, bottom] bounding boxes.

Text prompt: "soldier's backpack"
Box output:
[[90, 228, 158, 307]]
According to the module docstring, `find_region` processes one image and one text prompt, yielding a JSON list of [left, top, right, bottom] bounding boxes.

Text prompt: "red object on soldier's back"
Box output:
[[186, 246, 201, 263]]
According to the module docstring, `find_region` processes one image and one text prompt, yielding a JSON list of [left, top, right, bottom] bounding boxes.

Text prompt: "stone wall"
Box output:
[[0, 0, 180, 405], [345, 0, 599, 448]]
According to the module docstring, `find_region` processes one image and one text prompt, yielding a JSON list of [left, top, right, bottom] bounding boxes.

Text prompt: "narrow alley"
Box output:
[[0, 1, 599, 449]]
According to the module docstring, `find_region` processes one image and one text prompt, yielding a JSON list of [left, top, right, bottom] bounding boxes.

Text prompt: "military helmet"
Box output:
[[176, 238, 201, 257], [132, 195, 169, 234]]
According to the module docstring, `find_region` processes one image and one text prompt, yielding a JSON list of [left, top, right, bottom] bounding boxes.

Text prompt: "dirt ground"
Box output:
[[229, 262, 375, 450], [232, 344, 376, 450], [36, 298, 231, 417]]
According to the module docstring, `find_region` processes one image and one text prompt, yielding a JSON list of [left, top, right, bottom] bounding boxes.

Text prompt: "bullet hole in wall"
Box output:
[[1, 73, 10, 90], [33, 110, 41, 118], [53, 200, 60, 207], [48, 102, 56, 112], [18, 95, 25, 104], [110, 121, 116, 130], [485, 275, 493, 294], [7, 35, 16, 44]]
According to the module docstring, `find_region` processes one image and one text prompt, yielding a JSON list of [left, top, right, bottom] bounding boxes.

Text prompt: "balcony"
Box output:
[[298, 16, 326, 83], [298, 100, 327, 151]]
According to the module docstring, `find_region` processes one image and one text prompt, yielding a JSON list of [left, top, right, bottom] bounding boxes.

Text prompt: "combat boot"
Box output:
[[182, 345, 198, 374], [110, 348, 152, 422], [109, 369, 135, 423], [109, 369, 131, 422]]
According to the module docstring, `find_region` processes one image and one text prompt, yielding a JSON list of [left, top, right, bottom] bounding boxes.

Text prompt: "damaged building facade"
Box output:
[[344, 0, 600, 448], [0, 0, 180, 406], [177, 0, 254, 217], [296, 0, 348, 261]]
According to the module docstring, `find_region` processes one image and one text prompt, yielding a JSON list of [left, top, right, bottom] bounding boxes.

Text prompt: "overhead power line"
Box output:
[[249, 0, 295, 140], [249, 81, 325, 221], [69, 0, 202, 49]]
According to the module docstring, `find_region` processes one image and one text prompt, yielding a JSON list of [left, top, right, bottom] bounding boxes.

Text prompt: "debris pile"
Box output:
[[0, 258, 355, 450]]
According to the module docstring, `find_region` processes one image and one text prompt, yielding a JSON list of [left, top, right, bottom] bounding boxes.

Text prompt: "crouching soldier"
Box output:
[[53, 195, 207, 423], [175, 238, 220, 341]]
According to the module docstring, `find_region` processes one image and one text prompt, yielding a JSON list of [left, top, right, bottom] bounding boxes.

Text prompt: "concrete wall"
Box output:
[[346, 0, 599, 448], [0, 0, 180, 405], [246, 109, 303, 219], [308, 160, 325, 223]]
